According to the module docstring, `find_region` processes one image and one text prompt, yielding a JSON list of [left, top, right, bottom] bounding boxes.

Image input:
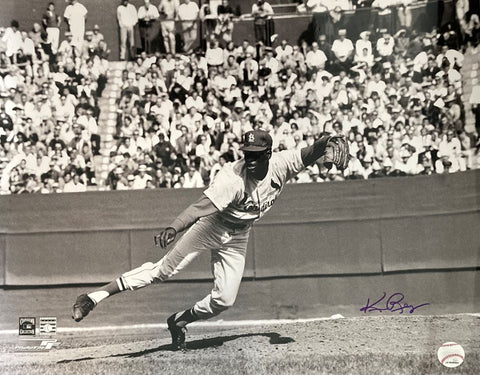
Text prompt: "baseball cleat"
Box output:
[[72, 294, 95, 322], [167, 313, 187, 350]]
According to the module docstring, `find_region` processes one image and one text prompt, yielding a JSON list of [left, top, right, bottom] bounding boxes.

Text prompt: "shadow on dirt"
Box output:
[[57, 332, 295, 363]]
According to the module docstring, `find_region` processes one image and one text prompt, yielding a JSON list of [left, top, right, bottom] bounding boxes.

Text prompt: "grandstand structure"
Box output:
[[0, 0, 479, 193]]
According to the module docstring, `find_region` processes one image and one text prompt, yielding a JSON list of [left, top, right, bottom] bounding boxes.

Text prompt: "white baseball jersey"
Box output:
[[204, 149, 304, 224]]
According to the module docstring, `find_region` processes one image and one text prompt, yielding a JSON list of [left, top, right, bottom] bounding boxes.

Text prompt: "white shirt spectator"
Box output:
[[316, 79, 333, 99], [138, 1, 160, 21], [275, 43, 293, 61], [366, 76, 387, 97], [177, 0, 199, 21], [117, 2, 138, 28], [2, 27, 22, 57], [443, 49, 465, 68], [117, 139, 137, 156], [64, 179, 87, 192], [133, 171, 152, 189], [131, 133, 147, 151], [182, 111, 202, 132], [394, 156, 418, 175], [0, 73, 19, 92], [206, 46, 224, 66], [63, 1, 88, 46], [195, 139, 210, 158], [265, 55, 280, 74], [159, 0, 180, 19], [238, 58, 258, 80], [150, 97, 173, 118], [355, 35, 372, 57], [307, 0, 349, 12], [21, 35, 35, 57], [183, 169, 204, 188], [57, 100, 75, 122], [376, 35, 395, 57], [438, 134, 461, 160], [251, 1, 274, 17], [331, 37, 354, 62], [77, 114, 98, 137], [402, 134, 423, 155], [185, 95, 204, 111], [306, 44, 327, 69], [160, 57, 176, 73]]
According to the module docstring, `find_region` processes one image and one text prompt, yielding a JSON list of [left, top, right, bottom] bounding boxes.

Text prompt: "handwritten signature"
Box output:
[[360, 292, 430, 314]]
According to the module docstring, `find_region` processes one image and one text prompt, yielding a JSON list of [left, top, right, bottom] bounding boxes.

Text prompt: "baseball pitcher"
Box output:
[[72, 129, 349, 350]]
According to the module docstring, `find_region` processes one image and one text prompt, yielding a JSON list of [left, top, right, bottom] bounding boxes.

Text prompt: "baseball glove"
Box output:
[[323, 135, 350, 171]]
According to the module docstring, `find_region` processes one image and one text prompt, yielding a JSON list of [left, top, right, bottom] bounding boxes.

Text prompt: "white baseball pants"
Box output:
[[121, 215, 251, 320]]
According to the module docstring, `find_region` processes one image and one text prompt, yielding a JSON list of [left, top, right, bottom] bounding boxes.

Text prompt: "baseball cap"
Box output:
[[240, 130, 272, 152]]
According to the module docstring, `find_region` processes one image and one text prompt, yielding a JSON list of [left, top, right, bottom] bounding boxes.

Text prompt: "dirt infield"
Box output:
[[0, 314, 478, 375]]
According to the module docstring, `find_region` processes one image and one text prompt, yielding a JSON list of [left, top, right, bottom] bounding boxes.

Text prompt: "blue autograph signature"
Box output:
[[360, 292, 430, 314]]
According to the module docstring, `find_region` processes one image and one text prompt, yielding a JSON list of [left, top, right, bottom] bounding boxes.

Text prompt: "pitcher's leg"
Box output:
[[72, 223, 213, 322], [166, 242, 247, 350], [193, 246, 246, 319]]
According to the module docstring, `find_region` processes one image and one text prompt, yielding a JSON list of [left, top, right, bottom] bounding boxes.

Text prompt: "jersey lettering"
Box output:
[[204, 149, 304, 222], [270, 179, 281, 190]]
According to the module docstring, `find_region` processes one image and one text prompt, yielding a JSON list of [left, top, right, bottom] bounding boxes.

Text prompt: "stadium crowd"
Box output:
[[0, 1, 109, 194], [1, 0, 479, 193], [108, 3, 479, 190]]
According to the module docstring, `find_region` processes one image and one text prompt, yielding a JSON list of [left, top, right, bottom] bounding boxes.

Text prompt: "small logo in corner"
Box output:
[[39, 317, 57, 335], [15, 339, 60, 352], [19, 317, 36, 336]]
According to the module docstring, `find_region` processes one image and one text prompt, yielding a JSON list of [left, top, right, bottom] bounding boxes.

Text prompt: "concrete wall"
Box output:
[[0, 170, 479, 287]]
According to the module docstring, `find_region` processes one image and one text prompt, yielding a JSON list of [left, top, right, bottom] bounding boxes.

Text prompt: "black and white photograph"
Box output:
[[0, 0, 479, 374]]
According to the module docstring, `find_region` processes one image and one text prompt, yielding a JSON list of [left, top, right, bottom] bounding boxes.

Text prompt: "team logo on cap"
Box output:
[[248, 133, 255, 143]]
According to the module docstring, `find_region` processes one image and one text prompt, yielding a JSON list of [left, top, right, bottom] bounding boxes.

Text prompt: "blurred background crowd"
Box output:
[[0, 0, 479, 193], [0, 1, 109, 193]]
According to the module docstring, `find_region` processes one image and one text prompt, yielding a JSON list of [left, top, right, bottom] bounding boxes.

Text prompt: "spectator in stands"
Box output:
[[63, 0, 88, 48], [133, 163, 152, 189], [436, 128, 465, 173], [2, 20, 22, 64], [376, 30, 395, 60], [91, 24, 104, 48], [182, 164, 204, 187], [42, 2, 61, 54], [117, 0, 138, 61], [214, 4, 234, 44], [306, 42, 328, 72], [57, 32, 77, 66], [178, 0, 200, 53], [138, 0, 160, 54], [331, 29, 354, 73], [63, 172, 87, 192], [159, 0, 180, 54], [5, 2, 478, 194], [252, 0, 275, 47], [206, 39, 224, 68]]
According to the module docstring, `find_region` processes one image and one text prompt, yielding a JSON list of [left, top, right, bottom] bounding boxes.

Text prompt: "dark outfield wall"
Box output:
[[0, 170, 479, 286]]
